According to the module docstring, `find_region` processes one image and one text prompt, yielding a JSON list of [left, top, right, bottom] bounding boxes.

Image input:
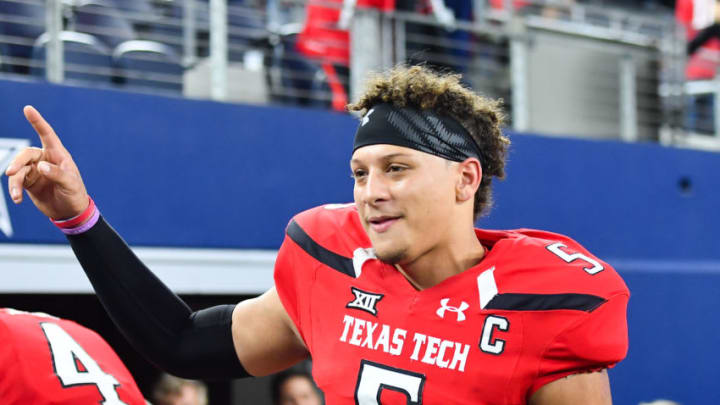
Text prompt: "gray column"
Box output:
[[350, 8, 383, 103], [509, 18, 529, 132], [45, 0, 63, 83], [473, 0, 486, 23], [183, 0, 197, 68], [394, 18, 406, 65], [619, 55, 638, 142], [209, 0, 228, 100], [381, 13, 393, 70]]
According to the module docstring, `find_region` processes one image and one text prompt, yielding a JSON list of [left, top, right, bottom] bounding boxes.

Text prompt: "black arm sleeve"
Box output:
[[66, 216, 250, 380]]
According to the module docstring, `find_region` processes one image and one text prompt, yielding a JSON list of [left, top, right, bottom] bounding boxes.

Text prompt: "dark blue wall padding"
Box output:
[[1, 79, 718, 259], [1, 79, 719, 405]]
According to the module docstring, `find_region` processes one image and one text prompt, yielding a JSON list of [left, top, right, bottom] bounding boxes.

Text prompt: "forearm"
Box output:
[[67, 216, 248, 379]]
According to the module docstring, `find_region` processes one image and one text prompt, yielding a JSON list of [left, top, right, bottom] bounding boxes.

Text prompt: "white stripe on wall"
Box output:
[[0, 244, 277, 294]]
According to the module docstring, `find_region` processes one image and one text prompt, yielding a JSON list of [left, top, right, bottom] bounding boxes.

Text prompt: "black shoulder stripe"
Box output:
[[484, 293, 606, 312], [286, 220, 356, 278]]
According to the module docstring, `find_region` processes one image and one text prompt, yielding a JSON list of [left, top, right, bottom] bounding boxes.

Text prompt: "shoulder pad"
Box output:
[[488, 229, 629, 301], [287, 203, 372, 259]]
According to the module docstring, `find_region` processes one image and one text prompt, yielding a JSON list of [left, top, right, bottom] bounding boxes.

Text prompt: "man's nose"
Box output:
[[361, 169, 391, 206]]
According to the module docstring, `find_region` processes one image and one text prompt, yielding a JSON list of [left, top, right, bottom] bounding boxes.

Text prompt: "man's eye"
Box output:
[[351, 170, 367, 179], [388, 165, 406, 173]]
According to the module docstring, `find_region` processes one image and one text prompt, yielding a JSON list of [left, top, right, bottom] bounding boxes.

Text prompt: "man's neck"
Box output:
[[397, 227, 485, 290]]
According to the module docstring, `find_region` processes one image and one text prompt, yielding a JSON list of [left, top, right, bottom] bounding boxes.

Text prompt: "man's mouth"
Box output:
[[367, 216, 401, 233]]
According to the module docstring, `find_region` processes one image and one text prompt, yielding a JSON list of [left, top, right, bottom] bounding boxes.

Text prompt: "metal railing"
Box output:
[[349, 1, 682, 143], [0, 0, 716, 149]]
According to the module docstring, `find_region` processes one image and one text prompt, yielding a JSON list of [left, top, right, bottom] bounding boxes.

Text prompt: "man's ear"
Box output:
[[456, 158, 482, 202]]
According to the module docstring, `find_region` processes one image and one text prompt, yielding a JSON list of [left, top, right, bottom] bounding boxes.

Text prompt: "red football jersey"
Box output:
[[0, 308, 146, 405], [275, 204, 629, 405], [296, 0, 396, 65]]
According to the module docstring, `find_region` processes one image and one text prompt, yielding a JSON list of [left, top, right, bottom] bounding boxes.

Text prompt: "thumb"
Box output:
[[37, 160, 75, 190]]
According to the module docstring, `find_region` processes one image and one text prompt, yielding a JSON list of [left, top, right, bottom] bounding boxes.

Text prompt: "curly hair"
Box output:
[[348, 65, 510, 220]]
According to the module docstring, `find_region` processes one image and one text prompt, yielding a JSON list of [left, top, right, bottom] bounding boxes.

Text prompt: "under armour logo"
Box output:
[[347, 287, 383, 316], [361, 108, 375, 126], [436, 298, 469, 322]]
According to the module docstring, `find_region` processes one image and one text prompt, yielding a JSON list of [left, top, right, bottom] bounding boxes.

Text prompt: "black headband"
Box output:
[[352, 103, 481, 162]]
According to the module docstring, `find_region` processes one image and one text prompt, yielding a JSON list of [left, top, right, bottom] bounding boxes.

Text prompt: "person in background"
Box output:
[[297, 0, 458, 111], [271, 370, 323, 405], [152, 373, 208, 405]]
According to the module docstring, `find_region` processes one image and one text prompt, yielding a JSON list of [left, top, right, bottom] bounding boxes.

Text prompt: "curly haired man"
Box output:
[[7, 65, 628, 405]]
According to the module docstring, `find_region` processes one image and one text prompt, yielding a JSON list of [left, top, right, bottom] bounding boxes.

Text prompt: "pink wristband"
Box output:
[[52, 196, 95, 229], [60, 207, 100, 235]]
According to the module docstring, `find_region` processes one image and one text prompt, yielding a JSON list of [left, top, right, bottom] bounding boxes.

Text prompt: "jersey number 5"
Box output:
[[40, 322, 128, 405], [546, 242, 604, 275], [355, 360, 425, 405]]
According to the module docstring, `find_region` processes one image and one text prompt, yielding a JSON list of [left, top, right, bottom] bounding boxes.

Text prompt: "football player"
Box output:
[[6, 65, 628, 404], [0, 308, 146, 404]]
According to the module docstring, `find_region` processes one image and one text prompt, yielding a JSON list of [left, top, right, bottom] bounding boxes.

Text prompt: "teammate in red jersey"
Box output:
[[0, 308, 146, 405], [6, 65, 628, 404]]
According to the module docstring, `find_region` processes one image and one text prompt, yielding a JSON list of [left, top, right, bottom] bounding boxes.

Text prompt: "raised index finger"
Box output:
[[23, 105, 63, 149]]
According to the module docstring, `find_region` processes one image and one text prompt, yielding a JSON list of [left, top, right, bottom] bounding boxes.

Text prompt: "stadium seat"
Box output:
[[136, 1, 184, 52], [112, 39, 183, 92], [108, 0, 172, 43], [227, 2, 268, 40], [170, 0, 268, 61], [31, 31, 114, 85], [72, 0, 136, 48], [0, 0, 46, 73], [110, 0, 155, 17], [227, 2, 269, 62]]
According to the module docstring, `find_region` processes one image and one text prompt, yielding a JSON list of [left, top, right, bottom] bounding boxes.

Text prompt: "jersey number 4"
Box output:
[[355, 360, 426, 405], [546, 242, 604, 275], [40, 322, 128, 405]]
